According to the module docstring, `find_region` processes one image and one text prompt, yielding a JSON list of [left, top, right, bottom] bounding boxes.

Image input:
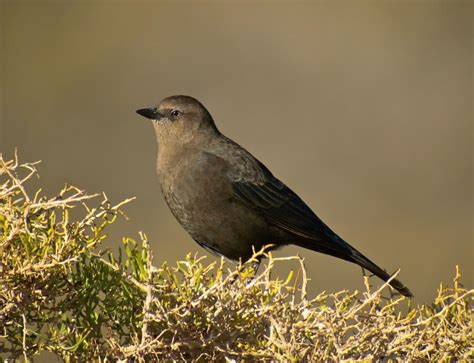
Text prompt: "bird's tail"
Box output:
[[349, 249, 413, 297], [296, 238, 413, 297]]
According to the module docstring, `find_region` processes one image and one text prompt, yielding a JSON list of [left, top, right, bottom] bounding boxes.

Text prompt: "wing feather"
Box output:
[[232, 178, 343, 249]]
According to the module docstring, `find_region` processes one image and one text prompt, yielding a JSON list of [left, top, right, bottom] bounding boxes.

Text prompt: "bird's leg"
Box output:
[[244, 259, 261, 288], [226, 257, 261, 287], [246, 259, 261, 275]]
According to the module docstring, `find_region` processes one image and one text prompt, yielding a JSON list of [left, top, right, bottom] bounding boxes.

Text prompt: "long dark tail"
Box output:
[[296, 238, 413, 297], [350, 249, 413, 297]]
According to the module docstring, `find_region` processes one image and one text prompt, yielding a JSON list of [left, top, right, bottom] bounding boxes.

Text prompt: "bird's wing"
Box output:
[[205, 141, 349, 253], [231, 164, 414, 297], [231, 174, 346, 251]]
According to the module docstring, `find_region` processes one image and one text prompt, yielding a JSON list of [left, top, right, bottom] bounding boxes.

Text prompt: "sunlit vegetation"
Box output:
[[1, 155, 472, 361]]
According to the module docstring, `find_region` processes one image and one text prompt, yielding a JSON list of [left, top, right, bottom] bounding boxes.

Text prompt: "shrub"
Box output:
[[0, 154, 472, 361]]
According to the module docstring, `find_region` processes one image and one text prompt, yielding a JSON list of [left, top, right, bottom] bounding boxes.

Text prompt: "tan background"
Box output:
[[1, 0, 472, 304]]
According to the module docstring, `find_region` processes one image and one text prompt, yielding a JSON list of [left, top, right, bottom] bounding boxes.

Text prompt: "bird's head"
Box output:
[[136, 95, 219, 145]]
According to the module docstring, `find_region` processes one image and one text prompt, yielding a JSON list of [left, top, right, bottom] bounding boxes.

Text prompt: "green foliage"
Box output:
[[1, 154, 473, 361]]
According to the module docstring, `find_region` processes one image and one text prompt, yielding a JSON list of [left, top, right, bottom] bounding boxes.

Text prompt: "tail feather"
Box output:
[[350, 250, 413, 297], [296, 238, 413, 297]]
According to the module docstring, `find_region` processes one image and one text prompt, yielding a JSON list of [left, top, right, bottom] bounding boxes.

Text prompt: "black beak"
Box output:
[[136, 107, 162, 120]]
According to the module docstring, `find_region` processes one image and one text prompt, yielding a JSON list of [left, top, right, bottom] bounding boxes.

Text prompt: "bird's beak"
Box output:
[[136, 107, 163, 121]]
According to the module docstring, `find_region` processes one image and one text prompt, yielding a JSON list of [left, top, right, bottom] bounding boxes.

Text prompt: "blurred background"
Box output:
[[1, 0, 472, 304]]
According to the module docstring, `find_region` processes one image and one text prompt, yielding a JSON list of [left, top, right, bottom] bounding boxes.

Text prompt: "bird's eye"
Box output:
[[170, 110, 181, 118]]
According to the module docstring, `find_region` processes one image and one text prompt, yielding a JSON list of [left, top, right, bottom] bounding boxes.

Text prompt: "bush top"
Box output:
[[0, 153, 472, 361]]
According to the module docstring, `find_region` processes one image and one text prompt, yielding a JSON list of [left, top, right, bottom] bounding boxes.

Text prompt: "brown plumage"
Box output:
[[136, 95, 413, 297]]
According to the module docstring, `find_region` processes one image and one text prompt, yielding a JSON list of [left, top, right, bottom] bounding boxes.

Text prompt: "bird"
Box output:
[[136, 95, 413, 297]]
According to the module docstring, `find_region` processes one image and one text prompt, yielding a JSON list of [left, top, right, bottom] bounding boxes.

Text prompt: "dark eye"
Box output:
[[170, 109, 181, 118]]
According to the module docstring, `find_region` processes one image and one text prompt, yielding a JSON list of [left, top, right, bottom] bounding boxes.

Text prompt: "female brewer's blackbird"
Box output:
[[136, 95, 412, 297]]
